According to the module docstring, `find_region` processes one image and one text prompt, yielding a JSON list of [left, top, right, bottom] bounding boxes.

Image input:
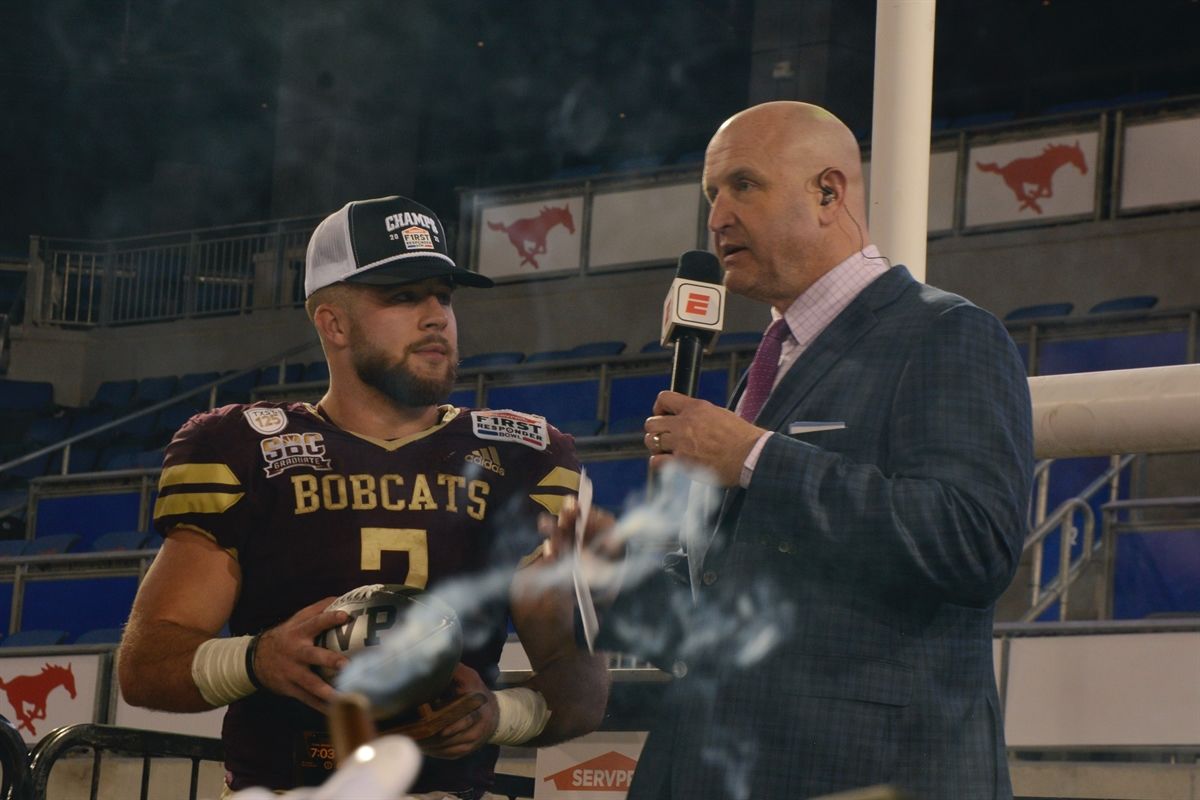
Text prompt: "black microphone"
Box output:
[[660, 250, 726, 397]]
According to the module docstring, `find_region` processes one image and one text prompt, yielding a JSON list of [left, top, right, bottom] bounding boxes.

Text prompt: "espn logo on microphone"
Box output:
[[661, 277, 726, 345]]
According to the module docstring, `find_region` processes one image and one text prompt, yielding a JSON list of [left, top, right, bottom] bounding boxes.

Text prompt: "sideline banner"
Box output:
[[0, 654, 102, 743], [477, 196, 584, 279], [965, 131, 1098, 226], [535, 731, 648, 799]]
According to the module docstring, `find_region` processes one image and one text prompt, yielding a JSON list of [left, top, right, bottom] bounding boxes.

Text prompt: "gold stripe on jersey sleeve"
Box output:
[[529, 493, 567, 516], [158, 463, 241, 490], [536, 467, 581, 491], [153, 491, 245, 519]]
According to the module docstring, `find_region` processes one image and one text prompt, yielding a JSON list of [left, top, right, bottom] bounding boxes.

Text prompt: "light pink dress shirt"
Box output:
[[737, 246, 888, 487]]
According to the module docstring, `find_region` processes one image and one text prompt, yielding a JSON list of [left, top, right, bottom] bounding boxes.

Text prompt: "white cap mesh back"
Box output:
[[304, 203, 355, 297]]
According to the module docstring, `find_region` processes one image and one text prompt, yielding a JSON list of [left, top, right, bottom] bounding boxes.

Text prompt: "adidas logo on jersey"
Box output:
[[465, 447, 505, 476]]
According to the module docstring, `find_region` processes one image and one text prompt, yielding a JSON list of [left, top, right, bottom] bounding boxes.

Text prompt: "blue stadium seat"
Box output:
[[949, 110, 1016, 129], [67, 407, 121, 446], [558, 418, 604, 437], [24, 534, 81, 556], [569, 341, 626, 359], [20, 576, 140, 640], [176, 371, 221, 407], [1088, 295, 1158, 314], [640, 340, 670, 354], [303, 361, 330, 382], [89, 379, 138, 410], [75, 627, 125, 645], [134, 375, 178, 407], [144, 534, 164, 550], [583, 458, 649, 511], [156, 403, 201, 439], [0, 540, 26, 558], [7, 453, 50, 481], [64, 445, 103, 474], [1037, 332, 1188, 375], [100, 446, 141, 471], [715, 331, 764, 349], [27, 415, 70, 446], [216, 369, 261, 404], [486, 381, 600, 428], [258, 363, 305, 386], [608, 416, 648, 435], [1004, 302, 1074, 321], [447, 389, 476, 408], [459, 352, 524, 369], [522, 350, 573, 365], [0, 380, 54, 413], [608, 371, 729, 426], [1, 629, 69, 648], [91, 530, 149, 552]]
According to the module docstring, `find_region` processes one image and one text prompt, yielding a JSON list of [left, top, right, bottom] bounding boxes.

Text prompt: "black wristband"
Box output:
[[245, 632, 264, 691]]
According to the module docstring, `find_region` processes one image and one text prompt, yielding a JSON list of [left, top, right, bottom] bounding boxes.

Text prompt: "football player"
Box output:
[[118, 196, 611, 798]]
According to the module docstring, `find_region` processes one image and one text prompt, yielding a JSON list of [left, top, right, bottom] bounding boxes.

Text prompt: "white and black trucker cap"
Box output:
[[304, 195, 493, 297]]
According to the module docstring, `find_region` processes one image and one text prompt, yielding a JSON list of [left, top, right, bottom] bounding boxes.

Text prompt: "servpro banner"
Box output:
[[535, 731, 647, 798]]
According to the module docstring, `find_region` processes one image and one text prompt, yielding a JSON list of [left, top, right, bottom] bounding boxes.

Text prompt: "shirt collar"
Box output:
[[773, 246, 888, 348]]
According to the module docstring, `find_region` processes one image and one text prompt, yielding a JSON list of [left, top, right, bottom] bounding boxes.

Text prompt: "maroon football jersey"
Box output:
[[153, 402, 580, 796]]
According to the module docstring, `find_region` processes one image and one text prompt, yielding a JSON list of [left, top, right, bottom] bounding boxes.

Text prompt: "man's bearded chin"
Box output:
[[354, 349, 457, 409]]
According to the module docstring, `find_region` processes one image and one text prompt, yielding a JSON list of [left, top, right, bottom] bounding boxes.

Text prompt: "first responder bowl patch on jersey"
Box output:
[[244, 407, 288, 435], [470, 410, 549, 451]]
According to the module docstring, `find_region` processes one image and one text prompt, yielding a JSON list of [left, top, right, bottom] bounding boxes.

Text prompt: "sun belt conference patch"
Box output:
[[470, 410, 549, 451]]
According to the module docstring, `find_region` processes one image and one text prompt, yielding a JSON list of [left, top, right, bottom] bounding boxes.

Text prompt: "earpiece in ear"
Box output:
[[819, 185, 835, 206]]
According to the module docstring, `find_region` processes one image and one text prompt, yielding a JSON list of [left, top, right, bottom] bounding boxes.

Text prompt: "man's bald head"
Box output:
[[711, 101, 868, 226], [703, 102, 871, 309]]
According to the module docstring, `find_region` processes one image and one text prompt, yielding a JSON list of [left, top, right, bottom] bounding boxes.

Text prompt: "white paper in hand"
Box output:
[[572, 468, 599, 653]]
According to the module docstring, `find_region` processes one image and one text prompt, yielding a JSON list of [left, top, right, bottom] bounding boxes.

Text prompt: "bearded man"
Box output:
[[118, 195, 609, 799]]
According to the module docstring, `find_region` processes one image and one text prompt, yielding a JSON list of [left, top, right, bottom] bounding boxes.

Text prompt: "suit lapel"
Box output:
[[707, 267, 915, 544]]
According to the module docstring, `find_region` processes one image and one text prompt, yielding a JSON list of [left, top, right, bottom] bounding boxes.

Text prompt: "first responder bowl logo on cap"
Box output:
[[401, 225, 434, 251]]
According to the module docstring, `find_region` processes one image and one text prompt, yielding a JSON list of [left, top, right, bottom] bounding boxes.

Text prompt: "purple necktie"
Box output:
[[738, 318, 790, 422]]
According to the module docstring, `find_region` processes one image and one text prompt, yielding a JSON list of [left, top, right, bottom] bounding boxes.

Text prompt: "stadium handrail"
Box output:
[[0, 340, 318, 482], [28, 724, 222, 800]]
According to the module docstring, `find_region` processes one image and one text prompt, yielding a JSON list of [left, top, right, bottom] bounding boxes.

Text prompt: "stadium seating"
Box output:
[[303, 361, 330, 382], [486, 380, 600, 429], [89, 379, 138, 410], [23, 533, 81, 556], [568, 340, 627, 359], [639, 340, 670, 354], [715, 330, 764, 349], [258, 363, 305, 386], [19, 576, 140, 639], [74, 627, 125, 645], [91, 530, 149, 552], [133, 375, 178, 407], [1088, 295, 1159, 314], [0, 540, 26, 558], [558, 418, 604, 437], [523, 349, 574, 364], [0, 379, 54, 414], [215, 369, 260, 405], [0, 629, 69, 648], [1004, 302, 1074, 321], [459, 351, 524, 369], [1037, 331, 1187, 375]]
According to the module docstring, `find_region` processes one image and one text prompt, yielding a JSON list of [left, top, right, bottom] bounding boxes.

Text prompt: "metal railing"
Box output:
[[1098, 495, 1200, 620], [1019, 453, 1136, 621], [29, 216, 320, 327], [28, 724, 222, 800]]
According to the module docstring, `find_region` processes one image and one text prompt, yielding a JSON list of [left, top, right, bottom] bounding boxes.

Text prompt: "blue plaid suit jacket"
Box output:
[[600, 267, 1032, 800]]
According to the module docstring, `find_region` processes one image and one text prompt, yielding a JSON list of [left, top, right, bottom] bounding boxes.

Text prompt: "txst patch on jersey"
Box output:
[[470, 410, 549, 451], [244, 407, 288, 435], [261, 432, 332, 478]]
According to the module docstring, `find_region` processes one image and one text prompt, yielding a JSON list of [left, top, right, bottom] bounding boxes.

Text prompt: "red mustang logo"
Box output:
[[976, 141, 1088, 214], [487, 204, 575, 269], [0, 662, 76, 735]]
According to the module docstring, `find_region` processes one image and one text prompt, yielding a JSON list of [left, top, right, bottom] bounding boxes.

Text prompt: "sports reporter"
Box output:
[[118, 195, 609, 798]]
